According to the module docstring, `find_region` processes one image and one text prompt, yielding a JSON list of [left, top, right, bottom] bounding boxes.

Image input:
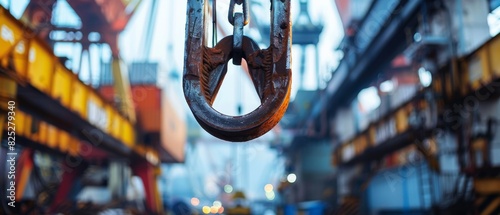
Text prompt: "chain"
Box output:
[[228, 0, 248, 65], [228, 0, 249, 26]]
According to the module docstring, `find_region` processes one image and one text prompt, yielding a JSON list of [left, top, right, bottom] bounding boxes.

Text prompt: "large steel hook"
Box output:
[[183, 0, 292, 142]]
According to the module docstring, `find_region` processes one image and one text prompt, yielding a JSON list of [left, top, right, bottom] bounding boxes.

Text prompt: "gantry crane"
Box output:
[[0, 1, 185, 213]]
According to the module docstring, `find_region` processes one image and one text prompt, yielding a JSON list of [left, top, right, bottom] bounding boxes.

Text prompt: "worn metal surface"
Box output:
[[183, 0, 292, 142], [228, 0, 250, 26]]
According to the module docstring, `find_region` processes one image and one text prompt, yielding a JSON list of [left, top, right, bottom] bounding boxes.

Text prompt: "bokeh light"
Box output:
[[191, 197, 200, 206], [213, 200, 222, 208], [265, 191, 275, 200], [287, 173, 297, 183], [224, 184, 233, 193], [264, 184, 274, 192], [202, 206, 210, 214], [211, 206, 218, 213]]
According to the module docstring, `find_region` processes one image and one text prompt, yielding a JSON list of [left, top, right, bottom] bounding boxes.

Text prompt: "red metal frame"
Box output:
[[131, 158, 162, 214]]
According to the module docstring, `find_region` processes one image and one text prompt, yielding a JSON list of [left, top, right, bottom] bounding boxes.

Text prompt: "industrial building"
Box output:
[[1, 0, 500, 214]]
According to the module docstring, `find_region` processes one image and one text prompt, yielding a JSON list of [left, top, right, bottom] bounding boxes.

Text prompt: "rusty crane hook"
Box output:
[[183, 0, 292, 142]]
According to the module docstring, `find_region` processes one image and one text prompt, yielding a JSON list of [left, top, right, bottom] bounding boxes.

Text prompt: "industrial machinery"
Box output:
[[0, 1, 184, 214], [183, 0, 292, 142]]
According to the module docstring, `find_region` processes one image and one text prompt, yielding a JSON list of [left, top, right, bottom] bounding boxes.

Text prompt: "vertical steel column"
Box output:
[[299, 46, 306, 89], [111, 56, 136, 123], [48, 160, 87, 213], [14, 149, 34, 201], [131, 158, 162, 214]]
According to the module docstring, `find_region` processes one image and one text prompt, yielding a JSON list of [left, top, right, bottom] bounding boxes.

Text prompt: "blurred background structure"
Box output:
[[0, 0, 500, 214]]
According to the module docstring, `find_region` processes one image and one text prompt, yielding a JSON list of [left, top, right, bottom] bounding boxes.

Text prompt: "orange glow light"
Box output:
[[191, 197, 200, 206]]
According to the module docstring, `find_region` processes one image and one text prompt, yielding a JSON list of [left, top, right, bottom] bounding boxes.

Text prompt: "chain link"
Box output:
[[228, 0, 249, 26]]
